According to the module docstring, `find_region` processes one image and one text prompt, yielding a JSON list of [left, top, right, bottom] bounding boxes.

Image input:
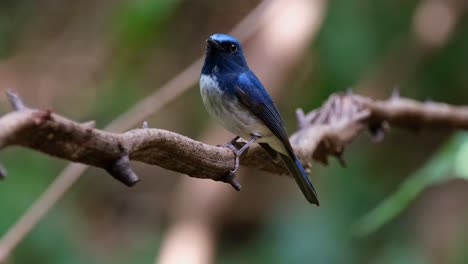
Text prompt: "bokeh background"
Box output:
[[1, 0, 468, 263]]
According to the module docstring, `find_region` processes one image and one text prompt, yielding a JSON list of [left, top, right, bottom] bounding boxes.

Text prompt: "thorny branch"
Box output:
[[0, 90, 467, 187]]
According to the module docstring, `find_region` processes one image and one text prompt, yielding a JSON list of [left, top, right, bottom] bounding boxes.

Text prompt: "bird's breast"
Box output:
[[199, 74, 271, 140], [200, 74, 236, 126], [200, 74, 225, 116]]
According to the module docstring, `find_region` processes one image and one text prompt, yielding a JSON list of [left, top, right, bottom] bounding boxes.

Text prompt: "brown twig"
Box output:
[[1, 91, 467, 185]]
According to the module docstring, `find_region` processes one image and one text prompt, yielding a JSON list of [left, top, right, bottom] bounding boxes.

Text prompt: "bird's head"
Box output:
[[202, 33, 248, 74]]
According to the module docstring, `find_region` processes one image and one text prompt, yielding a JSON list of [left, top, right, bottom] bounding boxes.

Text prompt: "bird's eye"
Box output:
[[230, 44, 238, 53]]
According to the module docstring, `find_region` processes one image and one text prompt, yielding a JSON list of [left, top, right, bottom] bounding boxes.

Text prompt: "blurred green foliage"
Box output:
[[356, 133, 468, 236], [0, 1, 33, 58], [113, 0, 181, 51]]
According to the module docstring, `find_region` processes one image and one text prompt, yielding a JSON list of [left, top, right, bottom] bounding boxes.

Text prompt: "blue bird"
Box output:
[[200, 33, 319, 205]]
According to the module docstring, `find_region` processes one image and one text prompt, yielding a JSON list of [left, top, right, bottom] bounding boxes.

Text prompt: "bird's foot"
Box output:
[[224, 142, 242, 155], [217, 135, 258, 191]]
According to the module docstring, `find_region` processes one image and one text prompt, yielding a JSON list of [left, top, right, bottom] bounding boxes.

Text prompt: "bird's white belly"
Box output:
[[200, 74, 273, 141]]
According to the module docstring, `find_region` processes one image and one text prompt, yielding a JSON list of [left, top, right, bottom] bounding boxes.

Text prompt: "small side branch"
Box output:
[[6, 90, 27, 111]]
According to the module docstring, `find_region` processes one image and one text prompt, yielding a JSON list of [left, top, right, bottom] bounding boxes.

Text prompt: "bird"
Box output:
[[199, 33, 319, 206]]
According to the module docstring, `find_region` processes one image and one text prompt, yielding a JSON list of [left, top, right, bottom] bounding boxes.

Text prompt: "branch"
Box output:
[[1, 90, 467, 186]]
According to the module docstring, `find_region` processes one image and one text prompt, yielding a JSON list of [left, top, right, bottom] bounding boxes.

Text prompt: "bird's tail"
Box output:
[[280, 153, 320, 206]]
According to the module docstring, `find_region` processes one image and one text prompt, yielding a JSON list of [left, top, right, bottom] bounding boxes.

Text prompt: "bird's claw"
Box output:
[[216, 135, 257, 191]]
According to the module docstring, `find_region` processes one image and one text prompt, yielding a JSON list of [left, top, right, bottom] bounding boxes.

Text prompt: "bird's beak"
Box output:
[[206, 38, 224, 51]]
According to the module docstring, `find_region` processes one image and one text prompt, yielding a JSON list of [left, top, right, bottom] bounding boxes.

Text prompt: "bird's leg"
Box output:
[[219, 135, 258, 191], [233, 136, 257, 156]]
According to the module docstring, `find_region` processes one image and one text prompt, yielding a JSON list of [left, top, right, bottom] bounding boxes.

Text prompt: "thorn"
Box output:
[[390, 87, 400, 100], [6, 89, 27, 111], [81, 120, 96, 128], [231, 179, 242, 191], [218, 171, 242, 191], [296, 108, 306, 129], [105, 155, 140, 186], [142, 121, 149, 129], [346, 87, 354, 95]]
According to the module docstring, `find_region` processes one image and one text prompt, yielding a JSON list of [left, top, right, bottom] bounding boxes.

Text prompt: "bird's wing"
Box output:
[[233, 72, 294, 154], [234, 72, 319, 205]]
